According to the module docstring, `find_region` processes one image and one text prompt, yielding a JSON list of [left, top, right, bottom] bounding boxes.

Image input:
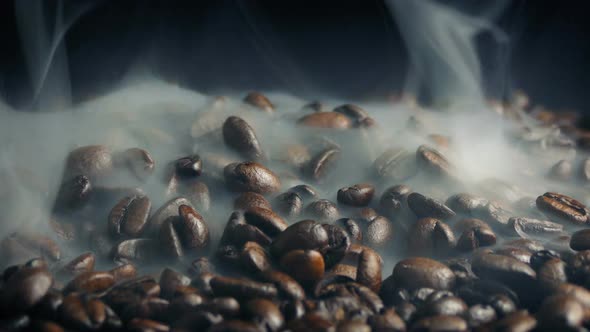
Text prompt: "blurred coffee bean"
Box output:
[[223, 116, 265, 160], [234, 192, 272, 211], [298, 112, 352, 129], [356, 247, 382, 293], [159, 268, 191, 299], [277, 144, 311, 169], [182, 180, 210, 212], [117, 147, 155, 181], [504, 238, 544, 252], [108, 195, 151, 238], [241, 241, 271, 273], [148, 197, 193, 233], [224, 162, 281, 194], [443, 258, 477, 285], [379, 184, 412, 216], [493, 310, 537, 331], [244, 207, 288, 237], [530, 250, 560, 270], [455, 219, 496, 252], [408, 218, 455, 255], [420, 294, 468, 318], [410, 315, 467, 332], [337, 320, 370, 332], [335, 218, 362, 243], [127, 318, 170, 332], [109, 263, 137, 281], [280, 250, 325, 286], [174, 154, 203, 177], [329, 264, 357, 279], [368, 308, 406, 332], [53, 175, 92, 212], [63, 271, 115, 294], [537, 294, 584, 331], [243, 298, 284, 332], [408, 192, 456, 220], [445, 193, 489, 216], [244, 91, 274, 113], [58, 252, 95, 277], [570, 229, 590, 251], [259, 270, 305, 301], [373, 148, 417, 181], [337, 183, 375, 207], [0, 266, 52, 313], [273, 192, 303, 219], [333, 104, 369, 124], [210, 275, 278, 301], [537, 258, 568, 292], [536, 192, 590, 225], [466, 304, 496, 328], [64, 145, 113, 181], [305, 147, 341, 182], [494, 246, 532, 265], [392, 257, 455, 291], [416, 145, 454, 179], [59, 294, 120, 331], [322, 224, 351, 268], [288, 184, 318, 202], [305, 199, 340, 224], [508, 217, 563, 239], [111, 238, 158, 264], [548, 159, 572, 181]]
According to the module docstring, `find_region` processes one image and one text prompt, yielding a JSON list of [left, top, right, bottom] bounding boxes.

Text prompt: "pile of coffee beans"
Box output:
[[3, 92, 590, 331]]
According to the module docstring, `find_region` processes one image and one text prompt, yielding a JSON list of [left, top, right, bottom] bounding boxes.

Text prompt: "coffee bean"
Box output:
[[58, 252, 95, 277], [64, 145, 113, 181], [445, 193, 489, 216], [356, 247, 382, 293], [177, 204, 209, 249], [408, 218, 455, 255], [379, 184, 412, 216], [288, 184, 318, 202], [210, 275, 278, 301], [373, 148, 417, 181], [241, 241, 272, 273], [570, 229, 590, 251], [537, 258, 568, 292], [456, 227, 496, 252], [224, 162, 281, 194], [305, 199, 340, 223], [111, 238, 158, 264], [223, 116, 265, 160], [392, 257, 455, 291], [322, 224, 351, 268], [410, 315, 467, 332], [63, 271, 115, 294], [0, 267, 52, 313], [220, 212, 272, 248], [328, 264, 357, 279], [466, 304, 496, 328], [337, 183, 375, 207], [244, 207, 288, 237], [53, 175, 92, 212], [335, 218, 362, 243], [244, 91, 275, 113], [508, 217, 563, 239], [492, 310, 537, 331], [471, 253, 536, 291], [537, 295, 584, 330], [297, 112, 352, 129], [148, 197, 194, 233], [416, 145, 454, 179], [367, 308, 406, 332], [271, 220, 329, 258], [408, 192, 456, 220], [420, 294, 468, 318], [174, 154, 203, 177], [280, 250, 325, 286], [118, 148, 155, 181], [234, 192, 272, 211], [108, 195, 151, 238], [536, 192, 590, 225], [243, 298, 284, 332], [504, 238, 545, 252], [305, 147, 341, 182], [333, 104, 369, 124], [159, 268, 191, 299], [109, 263, 138, 281], [159, 217, 185, 258], [273, 192, 303, 219]]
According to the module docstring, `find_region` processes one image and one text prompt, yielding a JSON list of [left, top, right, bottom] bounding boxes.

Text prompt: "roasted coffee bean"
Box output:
[[456, 224, 496, 252], [111, 238, 158, 264], [235, 192, 272, 211], [443, 258, 477, 285], [420, 294, 468, 318], [395, 302, 417, 323], [392, 257, 455, 291], [297, 111, 352, 129], [333, 104, 369, 124], [109, 263, 138, 281], [159, 268, 191, 299], [220, 212, 272, 248], [471, 253, 536, 291], [466, 304, 496, 328], [411, 315, 467, 332], [530, 250, 560, 270], [0, 267, 52, 313], [63, 271, 115, 294], [329, 264, 357, 279], [177, 204, 209, 249], [493, 310, 537, 331], [368, 308, 406, 332], [223, 116, 265, 160], [536, 192, 590, 225], [504, 238, 545, 252], [121, 296, 170, 322], [160, 217, 185, 258], [537, 294, 584, 330], [570, 229, 590, 251], [305, 147, 341, 182], [537, 258, 568, 292], [456, 280, 518, 310], [241, 241, 272, 273], [408, 218, 455, 255], [127, 318, 170, 332], [271, 220, 328, 258], [209, 320, 263, 332], [305, 199, 340, 223], [335, 218, 362, 243], [416, 145, 454, 179], [288, 184, 318, 202], [445, 193, 489, 216], [495, 246, 532, 265], [508, 217, 563, 239], [148, 197, 193, 233], [337, 183, 375, 207], [210, 275, 278, 300], [548, 159, 572, 181], [280, 250, 325, 286], [53, 174, 92, 211], [259, 270, 305, 301], [108, 195, 151, 238], [64, 145, 114, 180], [244, 207, 288, 237], [356, 247, 382, 293], [322, 224, 351, 268], [373, 148, 417, 181], [117, 148, 155, 181], [379, 184, 412, 216], [244, 91, 274, 113], [363, 216, 394, 248], [224, 162, 281, 194], [243, 298, 284, 332], [174, 154, 203, 177], [488, 294, 518, 318], [356, 207, 378, 223], [408, 192, 456, 220], [273, 192, 303, 219], [58, 252, 95, 277], [59, 294, 105, 330]]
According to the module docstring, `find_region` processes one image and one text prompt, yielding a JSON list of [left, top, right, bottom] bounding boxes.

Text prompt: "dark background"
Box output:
[[0, 0, 588, 111]]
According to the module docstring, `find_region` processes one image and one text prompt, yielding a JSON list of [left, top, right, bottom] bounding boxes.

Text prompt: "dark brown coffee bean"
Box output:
[[224, 162, 281, 194], [159, 217, 185, 258], [410, 315, 467, 332], [288, 184, 318, 202], [64, 145, 113, 180], [259, 270, 305, 301], [393, 257, 455, 291], [445, 193, 489, 216], [456, 227, 496, 252], [365, 216, 394, 249], [159, 268, 191, 299], [59, 295, 104, 330], [465, 304, 496, 328], [305, 199, 340, 223], [241, 241, 272, 273], [271, 220, 329, 257], [305, 147, 341, 182], [367, 308, 405, 332], [234, 193, 271, 212], [244, 91, 275, 113], [121, 296, 170, 322], [177, 204, 209, 249], [64, 271, 115, 294], [494, 246, 531, 265], [335, 218, 362, 243], [333, 104, 369, 123], [570, 229, 590, 251], [108, 195, 151, 238], [356, 207, 378, 223], [373, 148, 417, 181], [280, 250, 325, 286], [223, 116, 265, 160], [53, 175, 92, 211], [0, 267, 52, 313], [471, 253, 536, 290], [109, 263, 137, 281], [209, 320, 263, 332], [416, 145, 454, 179], [174, 154, 203, 177], [554, 283, 590, 308], [273, 192, 303, 219], [127, 318, 170, 332], [117, 148, 155, 181], [536, 192, 590, 225], [58, 252, 95, 277], [420, 295, 468, 318], [297, 112, 352, 129], [493, 310, 537, 331], [537, 258, 568, 292], [111, 238, 158, 264], [408, 192, 456, 220], [537, 295, 584, 330], [243, 298, 284, 332], [548, 159, 572, 181], [149, 197, 194, 233], [210, 275, 278, 301], [508, 217, 563, 239], [408, 218, 455, 255], [356, 247, 382, 293], [220, 212, 272, 248], [244, 207, 288, 237], [328, 264, 357, 279], [337, 183, 375, 207], [379, 184, 412, 216], [322, 224, 351, 268]]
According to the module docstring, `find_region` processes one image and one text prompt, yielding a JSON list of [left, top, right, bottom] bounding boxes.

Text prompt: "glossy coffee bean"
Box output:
[[174, 154, 203, 177], [322, 224, 351, 268], [111, 238, 158, 264], [465, 304, 496, 328], [305, 147, 341, 182], [537, 294, 584, 330], [220, 212, 272, 248], [416, 145, 454, 179], [373, 148, 417, 181], [108, 195, 151, 238], [64, 145, 113, 180], [305, 199, 340, 223], [570, 229, 590, 251], [244, 91, 275, 113], [297, 112, 352, 129], [537, 258, 568, 292], [408, 192, 456, 220], [241, 241, 272, 273], [280, 250, 325, 286], [508, 217, 563, 239], [392, 257, 455, 291], [224, 162, 281, 194], [259, 270, 305, 301], [536, 192, 590, 225], [455, 220, 496, 252], [0, 267, 53, 313], [471, 253, 536, 290], [333, 104, 369, 124], [243, 298, 284, 332], [148, 197, 194, 233], [271, 220, 329, 258], [356, 247, 382, 293], [234, 192, 272, 211], [493, 310, 537, 331], [177, 204, 209, 249], [58, 252, 95, 277], [53, 175, 92, 211], [223, 116, 265, 160], [445, 193, 489, 216], [288, 184, 318, 202], [273, 192, 303, 219], [63, 271, 115, 294], [210, 275, 278, 301], [408, 218, 455, 255], [335, 218, 362, 243], [368, 308, 406, 332], [410, 315, 467, 332], [244, 207, 288, 237], [109, 263, 138, 281], [337, 183, 375, 207], [379, 184, 412, 216], [365, 216, 394, 249]]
